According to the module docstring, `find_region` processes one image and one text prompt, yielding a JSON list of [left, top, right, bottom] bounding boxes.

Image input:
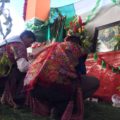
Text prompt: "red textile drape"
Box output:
[[86, 51, 120, 101]]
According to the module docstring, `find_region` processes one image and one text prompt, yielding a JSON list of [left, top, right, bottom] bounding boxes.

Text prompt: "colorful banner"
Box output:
[[51, 0, 113, 24], [51, 0, 81, 8], [58, 4, 75, 18]]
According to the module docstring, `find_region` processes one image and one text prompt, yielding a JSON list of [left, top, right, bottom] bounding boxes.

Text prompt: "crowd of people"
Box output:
[[0, 30, 99, 120]]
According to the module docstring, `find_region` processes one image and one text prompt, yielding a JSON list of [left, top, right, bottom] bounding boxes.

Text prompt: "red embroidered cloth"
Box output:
[[98, 50, 120, 69], [24, 41, 84, 120], [86, 51, 120, 101], [24, 42, 82, 90], [0, 42, 27, 63]]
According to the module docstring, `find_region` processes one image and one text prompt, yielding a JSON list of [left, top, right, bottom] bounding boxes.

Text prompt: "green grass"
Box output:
[[0, 105, 50, 120], [0, 101, 120, 120], [84, 101, 120, 120]]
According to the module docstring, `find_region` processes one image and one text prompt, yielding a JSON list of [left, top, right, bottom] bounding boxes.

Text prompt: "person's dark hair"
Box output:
[[20, 30, 36, 41], [64, 35, 82, 45]]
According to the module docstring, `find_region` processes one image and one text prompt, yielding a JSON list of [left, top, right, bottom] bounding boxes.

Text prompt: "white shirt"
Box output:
[[16, 58, 29, 72]]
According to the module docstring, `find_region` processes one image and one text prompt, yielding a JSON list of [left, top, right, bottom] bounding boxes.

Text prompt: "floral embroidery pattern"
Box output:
[[24, 42, 81, 90]]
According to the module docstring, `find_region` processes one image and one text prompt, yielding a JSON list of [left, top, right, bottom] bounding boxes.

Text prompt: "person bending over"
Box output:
[[23, 35, 99, 119], [0, 30, 36, 108]]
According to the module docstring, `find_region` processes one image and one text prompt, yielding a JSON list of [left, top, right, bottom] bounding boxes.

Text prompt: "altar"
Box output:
[[86, 50, 120, 102]]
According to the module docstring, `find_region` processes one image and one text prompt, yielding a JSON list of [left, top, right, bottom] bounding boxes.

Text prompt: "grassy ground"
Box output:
[[0, 101, 120, 120], [84, 101, 120, 120]]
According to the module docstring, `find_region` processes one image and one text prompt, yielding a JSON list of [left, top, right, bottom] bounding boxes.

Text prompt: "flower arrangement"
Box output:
[[67, 16, 85, 38], [65, 16, 92, 52]]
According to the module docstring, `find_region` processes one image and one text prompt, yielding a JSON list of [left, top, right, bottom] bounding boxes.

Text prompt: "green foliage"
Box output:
[[0, 53, 12, 77], [25, 18, 47, 32], [93, 52, 98, 61], [112, 67, 120, 73], [81, 31, 92, 52], [25, 18, 48, 42], [25, 8, 64, 42], [65, 16, 92, 52], [101, 60, 106, 68], [114, 34, 120, 51]]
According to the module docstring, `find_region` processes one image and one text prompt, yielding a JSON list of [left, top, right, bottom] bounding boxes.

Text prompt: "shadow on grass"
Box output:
[[0, 101, 120, 120]]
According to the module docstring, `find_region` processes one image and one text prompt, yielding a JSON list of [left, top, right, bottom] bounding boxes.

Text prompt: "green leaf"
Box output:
[[93, 52, 98, 61], [118, 66, 120, 70], [101, 60, 106, 68], [112, 67, 118, 73]]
